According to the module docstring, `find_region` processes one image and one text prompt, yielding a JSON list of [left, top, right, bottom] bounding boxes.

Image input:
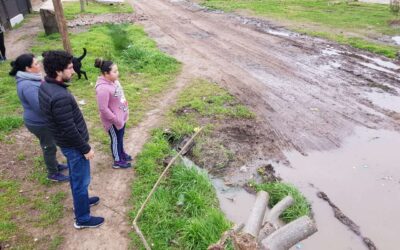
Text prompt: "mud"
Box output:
[[130, 0, 400, 248], [58, 67, 195, 250], [276, 127, 400, 249], [67, 13, 138, 28]]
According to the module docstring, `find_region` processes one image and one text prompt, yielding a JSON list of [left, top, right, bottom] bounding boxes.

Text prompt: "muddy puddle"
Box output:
[[364, 91, 400, 113], [275, 127, 400, 250], [180, 157, 257, 225]]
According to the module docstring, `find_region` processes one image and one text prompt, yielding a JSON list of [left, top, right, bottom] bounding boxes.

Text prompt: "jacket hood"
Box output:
[[95, 76, 114, 89], [16, 71, 42, 83]]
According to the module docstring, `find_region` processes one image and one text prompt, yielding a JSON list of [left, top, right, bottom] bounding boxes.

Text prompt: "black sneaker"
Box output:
[[72, 197, 100, 212], [57, 164, 68, 171], [123, 154, 133, 162], [89, 196, 100, 207], [112, 161, 131, 169], [48, 173, 69, 182], [74, 216, 104, 229]]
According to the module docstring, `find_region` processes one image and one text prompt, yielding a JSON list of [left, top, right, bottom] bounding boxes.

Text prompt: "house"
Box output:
[[0, 0, 32, 29]]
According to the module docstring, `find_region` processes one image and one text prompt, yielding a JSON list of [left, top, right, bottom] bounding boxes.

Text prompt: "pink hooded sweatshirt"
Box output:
[[95, 76, 129, 131]]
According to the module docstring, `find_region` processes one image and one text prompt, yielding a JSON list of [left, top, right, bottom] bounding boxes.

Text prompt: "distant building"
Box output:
[[0, 0, 32, 29]]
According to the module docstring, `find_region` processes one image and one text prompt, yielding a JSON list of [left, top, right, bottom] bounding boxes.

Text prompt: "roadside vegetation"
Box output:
[[129, 79, 310, 249], [62, 1, 133, 20], [201, 0, 400, 58]]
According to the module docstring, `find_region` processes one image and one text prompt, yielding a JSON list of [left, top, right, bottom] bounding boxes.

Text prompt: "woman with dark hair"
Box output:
[[10, 53, 69, 182], [94, 58, 131, 169]]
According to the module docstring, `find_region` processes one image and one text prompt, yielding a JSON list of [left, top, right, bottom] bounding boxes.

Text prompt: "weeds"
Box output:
[[129, 130, 231, 249], [253, 181, 311, 223]]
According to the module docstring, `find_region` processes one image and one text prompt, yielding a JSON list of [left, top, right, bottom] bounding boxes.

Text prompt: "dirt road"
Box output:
[[127, 0, 400, 249]]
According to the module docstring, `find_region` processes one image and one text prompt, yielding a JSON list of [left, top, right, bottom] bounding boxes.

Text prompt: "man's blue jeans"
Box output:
[[61, 147, 91, 223]]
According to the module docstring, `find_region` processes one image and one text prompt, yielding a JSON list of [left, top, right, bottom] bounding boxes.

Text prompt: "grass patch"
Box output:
[[129, 79, 255, 248], [33, 191, 66, 227], [0, 62, 24, 139], [49, 235, 64, 250], [0, 179, 39, 248], [301, 29, 398, 58], [169, 79, 254, 139], [30, 156, 51, 186], [62, 1, 133, 20], [252, 181, 311, 223], [129, 130, 231, 249], [202, 0, 400, 57]]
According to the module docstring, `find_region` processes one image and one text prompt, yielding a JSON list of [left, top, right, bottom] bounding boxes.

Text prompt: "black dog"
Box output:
[[72, 48, 88, 80]]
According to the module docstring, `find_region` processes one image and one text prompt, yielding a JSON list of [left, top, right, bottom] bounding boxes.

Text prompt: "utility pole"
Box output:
[[52, 0, 72, 54]]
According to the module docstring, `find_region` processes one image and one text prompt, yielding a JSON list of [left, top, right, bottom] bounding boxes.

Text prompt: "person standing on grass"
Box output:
[[94, 58, 132, 169], [0, 23, 6, 62], [10, 53, 69, 182], [39, 50, 104, 229]]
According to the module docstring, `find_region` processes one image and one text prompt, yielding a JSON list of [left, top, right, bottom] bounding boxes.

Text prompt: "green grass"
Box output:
[[63, 1, 133, 20], [202, 0, 400, 57], [0, 180, 35, 249], [169, 79, 254, 139], [33, 191, 66, 227], [30, 23, 180, 146], [0, 180, 27, 243], [252, 181, 311, 223], [30, 156, 51, 186], [129, 130, 231, 249], [0, 177, 67, 248], [0, 62, 24, 139], [49, 235, 64, 250]]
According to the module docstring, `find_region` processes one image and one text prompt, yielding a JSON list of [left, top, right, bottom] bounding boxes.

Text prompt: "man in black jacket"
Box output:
[[39, 50, 104, 229]]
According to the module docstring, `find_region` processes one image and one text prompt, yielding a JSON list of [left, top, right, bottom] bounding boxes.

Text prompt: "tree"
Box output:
[[80, 0, 85, 12]]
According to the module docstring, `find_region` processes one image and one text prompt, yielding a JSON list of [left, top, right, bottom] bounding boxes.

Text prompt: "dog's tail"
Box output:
[[77, 48, 87, 61]]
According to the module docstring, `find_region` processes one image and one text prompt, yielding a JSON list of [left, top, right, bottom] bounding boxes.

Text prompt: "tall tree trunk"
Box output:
[[80, 0, 85, 12]]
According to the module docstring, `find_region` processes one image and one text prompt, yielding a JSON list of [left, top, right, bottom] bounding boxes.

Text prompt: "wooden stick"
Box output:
[[133, 223, 151, 250], [132, 127, 203, 224], [52, 0, 72, 54]]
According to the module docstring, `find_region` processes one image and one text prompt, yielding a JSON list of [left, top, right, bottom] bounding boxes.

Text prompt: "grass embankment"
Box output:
[[202, 0, 400, 58], [62, 1, 133, 20], [129, 79, 310, 249]]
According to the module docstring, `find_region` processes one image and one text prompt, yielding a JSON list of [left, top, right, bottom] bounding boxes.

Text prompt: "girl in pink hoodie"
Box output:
[[95, 58, 131, 169]]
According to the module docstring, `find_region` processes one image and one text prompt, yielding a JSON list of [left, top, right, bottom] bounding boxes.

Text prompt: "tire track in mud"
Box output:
[[59, 69, 193, 250], [132, 0, 400, 155]]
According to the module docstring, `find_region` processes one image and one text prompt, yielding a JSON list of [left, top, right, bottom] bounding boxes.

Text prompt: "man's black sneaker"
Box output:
[[57, 164, 68, 171], [74, 216, 104, 229], [48, 173, 69, 182], [89, 196, 100, 207]]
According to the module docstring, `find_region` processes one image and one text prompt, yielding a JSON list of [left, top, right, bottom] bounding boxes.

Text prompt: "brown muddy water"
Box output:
[[183, 125, 400, 250], [276, 127, 400, 250]]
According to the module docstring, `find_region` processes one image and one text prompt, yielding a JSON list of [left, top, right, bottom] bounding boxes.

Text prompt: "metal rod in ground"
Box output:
[[133, 223, 151, 250], [131, 127, 203, 248]]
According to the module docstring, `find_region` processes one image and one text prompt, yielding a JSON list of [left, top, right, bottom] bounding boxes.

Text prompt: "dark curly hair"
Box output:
[[9, 53, 35, 76], [94, 58, 114, 74], [42, 50, 73, 79]]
